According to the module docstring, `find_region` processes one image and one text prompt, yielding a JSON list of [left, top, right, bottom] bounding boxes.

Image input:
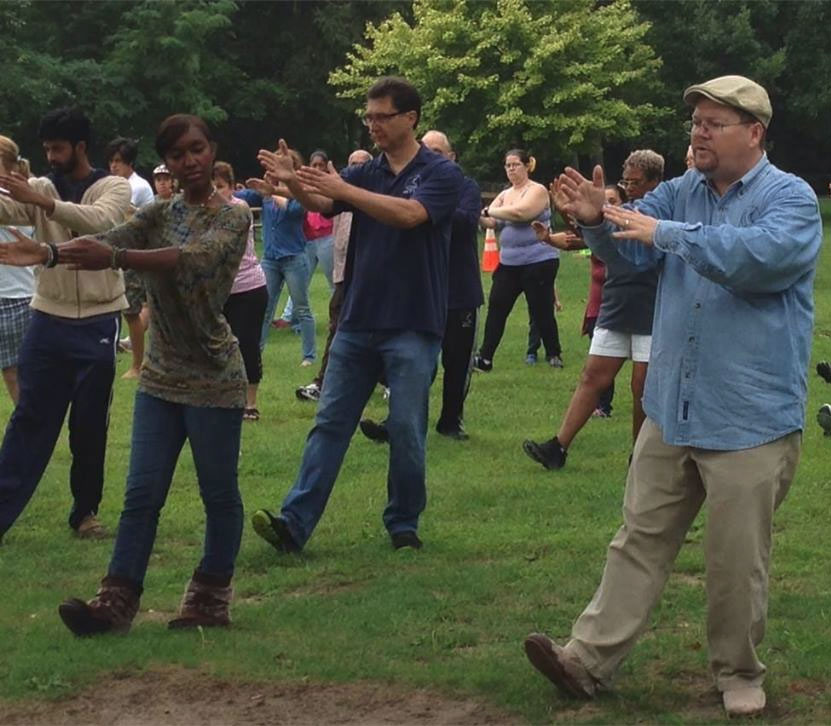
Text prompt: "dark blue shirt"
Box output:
[[234, 189, 305, 260], [334, 145, 464, 337], [48, 168, 109, 204], [449, 176, 485, 310]]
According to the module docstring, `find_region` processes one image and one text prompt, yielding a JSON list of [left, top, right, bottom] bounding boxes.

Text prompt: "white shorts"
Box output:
[[589, 326, 651, 363]]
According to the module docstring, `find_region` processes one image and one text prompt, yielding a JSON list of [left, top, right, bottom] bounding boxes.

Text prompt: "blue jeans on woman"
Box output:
[[107, 391, 243, 587], [278, 329, 441, 548], [260, 254, 315, 361], [280, 235, 334, 324]]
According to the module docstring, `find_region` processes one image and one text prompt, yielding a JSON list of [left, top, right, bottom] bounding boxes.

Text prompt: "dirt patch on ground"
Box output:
[[0, 667, 519, 726]]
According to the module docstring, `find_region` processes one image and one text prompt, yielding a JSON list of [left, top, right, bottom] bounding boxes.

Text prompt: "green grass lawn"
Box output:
[[1, 201, 830, 723]]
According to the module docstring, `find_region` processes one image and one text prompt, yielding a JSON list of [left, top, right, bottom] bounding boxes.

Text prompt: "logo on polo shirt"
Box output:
[[402, 174, 422, 198]]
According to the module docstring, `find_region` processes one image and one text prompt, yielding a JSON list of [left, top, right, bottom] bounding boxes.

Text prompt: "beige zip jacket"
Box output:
[[0, 174, 131, 318]]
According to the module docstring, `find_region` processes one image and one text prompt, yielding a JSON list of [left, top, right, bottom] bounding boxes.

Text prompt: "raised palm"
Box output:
[[257, 139, 296, 183], [557, 166, 607, 225]]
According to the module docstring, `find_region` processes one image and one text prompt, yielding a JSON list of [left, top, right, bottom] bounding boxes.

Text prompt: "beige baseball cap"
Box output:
[[683, 75, 772, 128]]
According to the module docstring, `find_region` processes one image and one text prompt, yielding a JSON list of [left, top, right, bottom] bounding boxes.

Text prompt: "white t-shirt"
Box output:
[[128, 171, 154, 208], [0, 226, 35, 299]]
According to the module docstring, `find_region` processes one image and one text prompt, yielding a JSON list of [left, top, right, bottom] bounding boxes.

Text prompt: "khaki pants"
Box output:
[[567, 418, 801, 692]]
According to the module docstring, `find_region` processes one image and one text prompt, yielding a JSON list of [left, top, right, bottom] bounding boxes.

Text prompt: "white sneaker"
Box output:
[[295, 382, 320, 401]]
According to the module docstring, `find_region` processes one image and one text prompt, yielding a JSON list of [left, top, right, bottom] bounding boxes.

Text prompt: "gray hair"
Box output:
[[623, 149, 664, 182]]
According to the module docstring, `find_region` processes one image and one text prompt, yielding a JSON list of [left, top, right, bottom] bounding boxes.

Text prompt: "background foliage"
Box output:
[[1, 0, 829, 188]]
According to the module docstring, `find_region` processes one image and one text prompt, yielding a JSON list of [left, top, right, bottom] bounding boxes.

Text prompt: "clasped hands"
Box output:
[[554, 166, 658, 245], [256, 139, 344, 200]]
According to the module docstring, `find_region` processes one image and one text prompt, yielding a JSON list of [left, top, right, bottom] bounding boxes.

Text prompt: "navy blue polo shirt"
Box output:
[[449, 176, 485, 310], [334, 145, 463, 337]]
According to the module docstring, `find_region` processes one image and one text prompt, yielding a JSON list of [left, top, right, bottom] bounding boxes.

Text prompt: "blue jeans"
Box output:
[[107, 391, 243, 587], [279, 329, 441, 547], [281, 235, 335, 323], [260, 255, 315, 360]]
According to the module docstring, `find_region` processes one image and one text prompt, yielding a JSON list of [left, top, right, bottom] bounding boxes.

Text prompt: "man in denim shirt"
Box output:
[[523, 76, 822, 718]]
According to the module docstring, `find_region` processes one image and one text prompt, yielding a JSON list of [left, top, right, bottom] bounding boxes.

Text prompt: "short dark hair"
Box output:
[[105, 136, 139, 166], [155, 114, 214, 159], [38, 107, 92, 147], [367, 77, 421, 128], [309, 149, 329, 164]]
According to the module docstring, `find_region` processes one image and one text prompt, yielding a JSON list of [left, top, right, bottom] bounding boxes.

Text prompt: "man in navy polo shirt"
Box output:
[[252, 76, 463, 552]]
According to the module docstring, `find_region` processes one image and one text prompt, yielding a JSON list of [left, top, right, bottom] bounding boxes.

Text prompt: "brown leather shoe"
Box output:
[[524, 633, 596, 699], [168, 574, 232, 629], [58, 576, 141, 637], [75, 514, 108, 540]]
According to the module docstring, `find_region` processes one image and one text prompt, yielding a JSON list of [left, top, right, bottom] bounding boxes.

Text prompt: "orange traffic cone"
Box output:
[[481, 227, 499, 272]]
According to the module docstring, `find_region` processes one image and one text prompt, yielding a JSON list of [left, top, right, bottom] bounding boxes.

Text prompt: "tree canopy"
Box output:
[[0, 0, 828, 190], [331, 0, 668, 180]]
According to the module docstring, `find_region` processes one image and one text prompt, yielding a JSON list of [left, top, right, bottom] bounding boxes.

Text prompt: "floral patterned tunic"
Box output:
[[97, 196, 250, 408]]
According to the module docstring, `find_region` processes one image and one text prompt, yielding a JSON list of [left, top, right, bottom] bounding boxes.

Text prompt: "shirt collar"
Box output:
[[376, 143, 433, 175], [701, 153, 770, 195]]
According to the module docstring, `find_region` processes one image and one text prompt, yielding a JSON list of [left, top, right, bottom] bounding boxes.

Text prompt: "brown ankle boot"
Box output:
[[58, 576, 141, 637], [168, 572, 232, 629]]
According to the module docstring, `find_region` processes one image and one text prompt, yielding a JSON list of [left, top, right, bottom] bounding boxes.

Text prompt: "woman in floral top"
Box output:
[[0, 114, 250, 635]]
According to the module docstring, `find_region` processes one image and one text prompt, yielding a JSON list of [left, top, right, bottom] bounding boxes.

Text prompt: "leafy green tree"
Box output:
[[330, 0, 668, 180], [632, 0, 831, 188]]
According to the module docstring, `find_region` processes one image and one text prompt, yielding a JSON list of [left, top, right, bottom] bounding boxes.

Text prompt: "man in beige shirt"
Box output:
[[0, 107, 131, 542]]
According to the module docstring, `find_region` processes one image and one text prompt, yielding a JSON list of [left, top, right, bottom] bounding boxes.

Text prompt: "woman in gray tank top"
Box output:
[[474, 149, 562, 372]]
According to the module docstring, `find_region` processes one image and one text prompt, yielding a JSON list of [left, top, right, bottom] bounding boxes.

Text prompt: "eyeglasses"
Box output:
[[685, 117, 755, 135], [621, 178, 645, 188], [504, 163, 524, 169], [361, 111, 409, 127]]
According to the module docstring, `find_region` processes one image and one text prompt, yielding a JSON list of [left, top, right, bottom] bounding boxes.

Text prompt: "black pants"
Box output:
[[224, 285, 268, 386], [438, 307, 478, 429], [0, 311, 118, 535], [480, 259, 561, 361], [314, 281, 345, 387]]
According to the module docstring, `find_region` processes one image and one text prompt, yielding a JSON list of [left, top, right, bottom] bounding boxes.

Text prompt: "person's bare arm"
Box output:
[[487, 184, 549, 223]]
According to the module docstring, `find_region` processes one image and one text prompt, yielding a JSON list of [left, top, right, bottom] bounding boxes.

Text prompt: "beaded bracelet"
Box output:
[[111, 247, 129, 270]]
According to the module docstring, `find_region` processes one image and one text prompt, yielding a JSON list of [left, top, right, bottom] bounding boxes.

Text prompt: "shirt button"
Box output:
[[688, 336, 695, 342], [694, 303, 701, 309]]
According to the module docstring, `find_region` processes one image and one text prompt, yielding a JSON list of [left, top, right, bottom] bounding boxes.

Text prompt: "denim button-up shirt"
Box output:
[[233, 189, 305, 260], [582, 155, 822, 450]]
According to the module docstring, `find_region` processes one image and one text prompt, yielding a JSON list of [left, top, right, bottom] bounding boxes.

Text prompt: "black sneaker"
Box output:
[[818, 361, 831, 384], [391, 531, 422, 550], [472, 354, 492, 372], [818, 404, 831, 436], [522, 437, 567, 470], [436, 421, 469, 440], [359, 418, 389, 443], [251, 510, 301, 553]]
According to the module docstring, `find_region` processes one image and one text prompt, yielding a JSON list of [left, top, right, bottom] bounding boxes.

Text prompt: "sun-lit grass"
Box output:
[[0, 200, 829, 723]]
